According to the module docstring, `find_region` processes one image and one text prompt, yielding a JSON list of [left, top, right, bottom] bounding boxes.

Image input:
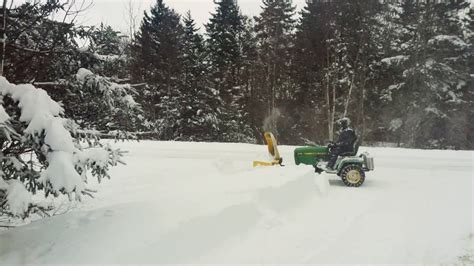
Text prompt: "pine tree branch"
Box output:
[[0, 224, 16, 228], [8, 43, 64, 55]]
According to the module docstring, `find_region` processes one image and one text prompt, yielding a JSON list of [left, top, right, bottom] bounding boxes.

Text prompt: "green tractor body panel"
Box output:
[[294, 146, 365, 171], [294, 146, 329, 166]]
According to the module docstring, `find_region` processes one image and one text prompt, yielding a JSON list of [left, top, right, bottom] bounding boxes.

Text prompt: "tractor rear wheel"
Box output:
[[340, 164, 365, 187]]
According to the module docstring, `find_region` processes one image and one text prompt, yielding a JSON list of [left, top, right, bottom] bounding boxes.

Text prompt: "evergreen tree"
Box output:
[[3, 1, 91, 83], [179, 12, 220, 141], [206, 0, 244, 103], [0, 77, 125, 218], [64, 68, 144, 134], [381, 0, 472, 149], [206, 0, 254, 142], [2, 3, 143, 138], [89, 23, 123, 56], [131, 0, 184, 139], [254, 0, 296, 141], [465, 6, 474, 149], [3, 0, 471, 149], [240, 17, 262, 140], [337, 0, 384, 140], [87, 23, 128, 78], [292, 0, 333, 143], [292, 0, 382, 143]]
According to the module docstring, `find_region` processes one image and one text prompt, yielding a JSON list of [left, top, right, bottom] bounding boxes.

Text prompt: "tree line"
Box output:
[[2, 0, 472, 149]]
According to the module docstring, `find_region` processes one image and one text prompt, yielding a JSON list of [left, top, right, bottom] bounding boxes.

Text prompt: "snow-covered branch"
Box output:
[[0, 77, 124, 218]]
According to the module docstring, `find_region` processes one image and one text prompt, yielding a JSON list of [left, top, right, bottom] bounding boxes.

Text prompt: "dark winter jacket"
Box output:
[[335, 128, 357, 152]]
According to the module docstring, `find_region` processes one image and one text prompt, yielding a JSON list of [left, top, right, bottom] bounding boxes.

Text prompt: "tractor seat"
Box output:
[[340, 139, 361, 157]]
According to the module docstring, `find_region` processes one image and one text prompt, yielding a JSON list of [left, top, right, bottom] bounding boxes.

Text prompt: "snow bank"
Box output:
[[314, 173, 330, 197]]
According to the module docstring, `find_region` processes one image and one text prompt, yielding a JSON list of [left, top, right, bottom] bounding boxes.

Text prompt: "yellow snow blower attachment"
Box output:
[[253, 132, 283, 167]]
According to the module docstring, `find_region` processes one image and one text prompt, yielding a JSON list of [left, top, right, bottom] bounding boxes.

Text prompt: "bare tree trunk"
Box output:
[[325, 50, 333, 141], [359, 75, 367, 141], [325, 79, 331, 141], [265, 63, 272, 130], [0, 0, 7, 76], [343, 45, 362, 118], [166, 64, 172, 140], [125, 0, 141, 39], [343, 65, 357, 118], [343, 71, 355, 118], [271, 61, 276, 134], [331, 83, 336, 138]]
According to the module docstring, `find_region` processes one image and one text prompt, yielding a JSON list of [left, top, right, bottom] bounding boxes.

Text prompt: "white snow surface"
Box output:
[[4, 180, 32, 217], [0, 141, 472, 264]]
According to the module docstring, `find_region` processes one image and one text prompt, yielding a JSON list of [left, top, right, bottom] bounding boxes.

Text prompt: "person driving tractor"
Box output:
[[327, 117, 357, 170]]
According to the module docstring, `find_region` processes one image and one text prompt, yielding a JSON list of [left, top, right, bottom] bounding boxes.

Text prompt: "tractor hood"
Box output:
[[294, 146, 329, 166]]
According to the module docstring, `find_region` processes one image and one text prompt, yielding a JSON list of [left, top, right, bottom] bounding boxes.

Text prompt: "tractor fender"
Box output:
[[336, 157, 364, 175]]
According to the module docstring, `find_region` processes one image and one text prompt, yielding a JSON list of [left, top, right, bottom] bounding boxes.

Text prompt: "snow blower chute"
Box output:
[[253, 132, 283, 167]]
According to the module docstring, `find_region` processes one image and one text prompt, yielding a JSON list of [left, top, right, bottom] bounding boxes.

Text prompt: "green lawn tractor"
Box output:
[[294, 141, 374, 187]]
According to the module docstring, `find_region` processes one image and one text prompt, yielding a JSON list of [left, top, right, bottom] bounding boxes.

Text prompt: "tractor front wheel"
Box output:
[[340, 164, 365, 187]]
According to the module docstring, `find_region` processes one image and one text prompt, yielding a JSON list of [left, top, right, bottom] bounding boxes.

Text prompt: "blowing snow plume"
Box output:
[[263, 108, 281, 135]]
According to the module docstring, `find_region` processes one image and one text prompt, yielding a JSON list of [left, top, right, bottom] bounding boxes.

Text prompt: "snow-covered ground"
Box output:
[[0, 141, 472, 264]]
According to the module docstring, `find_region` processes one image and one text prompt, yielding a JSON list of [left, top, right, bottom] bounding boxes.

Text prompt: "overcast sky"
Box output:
[[77, 0, 308, 34], [13, 0, 473, 35]]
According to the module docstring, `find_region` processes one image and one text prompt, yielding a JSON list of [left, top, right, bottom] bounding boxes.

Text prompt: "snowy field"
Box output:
[[0, 141, 472, 264]]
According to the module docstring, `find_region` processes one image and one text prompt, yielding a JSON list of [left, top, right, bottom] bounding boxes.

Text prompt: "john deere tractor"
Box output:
[[252, 132, 374, 187], [294, 141, 374, 187]]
